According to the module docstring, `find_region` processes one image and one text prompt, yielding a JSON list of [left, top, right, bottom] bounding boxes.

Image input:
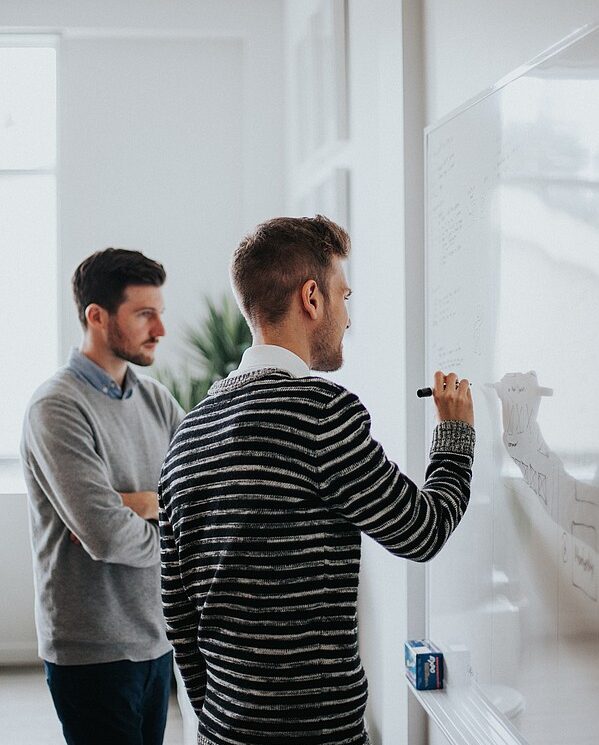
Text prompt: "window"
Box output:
[[0, 38, 57, 461]]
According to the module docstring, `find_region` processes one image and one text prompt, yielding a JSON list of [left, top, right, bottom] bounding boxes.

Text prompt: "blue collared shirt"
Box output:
[[67, 347, 139, 399]]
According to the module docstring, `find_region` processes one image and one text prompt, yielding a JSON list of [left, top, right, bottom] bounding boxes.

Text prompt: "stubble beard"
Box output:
[[107, 316, 155, 367], [309, 310, 343, 373]]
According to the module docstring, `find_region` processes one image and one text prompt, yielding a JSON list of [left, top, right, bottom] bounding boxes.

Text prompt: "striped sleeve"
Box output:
[[158, 494, 207, 715], [317, 390, 475, 561]]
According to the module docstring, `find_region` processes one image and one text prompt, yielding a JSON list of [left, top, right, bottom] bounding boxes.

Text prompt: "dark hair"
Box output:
[[72, 248, 166, 327], [231, 215, 350, 326]]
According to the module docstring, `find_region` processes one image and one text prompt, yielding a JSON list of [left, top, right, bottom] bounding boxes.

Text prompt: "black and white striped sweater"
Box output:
[[159, 370, 475, 745]]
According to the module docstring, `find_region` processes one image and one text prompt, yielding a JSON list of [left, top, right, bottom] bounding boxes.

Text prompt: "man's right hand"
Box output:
[[120, 491, 159, 521], [432, 370, 474, 427]]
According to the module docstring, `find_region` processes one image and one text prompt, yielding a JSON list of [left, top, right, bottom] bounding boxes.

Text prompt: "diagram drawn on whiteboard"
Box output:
[[493, 371, 598, 600]]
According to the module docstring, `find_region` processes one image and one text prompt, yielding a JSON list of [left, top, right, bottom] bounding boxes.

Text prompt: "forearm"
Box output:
[[401, 421, 475, 561], [71, 491, 158, 546], [28, 458, 160, 566], [326, 446, 472, 561], [81, 507, 160, 566], [319, 392, 475, 562]]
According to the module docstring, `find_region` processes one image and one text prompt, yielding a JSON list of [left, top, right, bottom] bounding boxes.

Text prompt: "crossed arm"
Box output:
[[69, 491, 158, 545], [25, 396, 161, 567]]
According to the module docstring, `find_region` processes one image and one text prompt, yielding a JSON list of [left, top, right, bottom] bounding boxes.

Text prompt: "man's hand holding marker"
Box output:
[[418, 371, 474, 427]]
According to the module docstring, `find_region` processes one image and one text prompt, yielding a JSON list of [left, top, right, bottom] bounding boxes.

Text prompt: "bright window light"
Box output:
[[0, 41, 57, 458]]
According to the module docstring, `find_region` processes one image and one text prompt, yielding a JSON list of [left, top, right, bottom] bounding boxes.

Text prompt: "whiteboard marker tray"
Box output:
[[409, 680, 527, 745]]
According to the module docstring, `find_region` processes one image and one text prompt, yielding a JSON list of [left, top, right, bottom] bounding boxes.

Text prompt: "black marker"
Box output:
[[416, 382, 472, 398], [416, 387, 434, 398]]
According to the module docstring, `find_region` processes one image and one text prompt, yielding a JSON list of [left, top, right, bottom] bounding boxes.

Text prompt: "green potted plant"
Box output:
[[156, 295, 252, 411]]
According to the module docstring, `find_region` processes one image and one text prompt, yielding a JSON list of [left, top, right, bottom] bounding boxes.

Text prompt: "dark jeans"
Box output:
[[44, 651, 173, 745]]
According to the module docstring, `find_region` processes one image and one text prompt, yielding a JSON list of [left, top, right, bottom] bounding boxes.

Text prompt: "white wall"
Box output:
[[0, 0, 285, 665], [58, 36, 246, 366]]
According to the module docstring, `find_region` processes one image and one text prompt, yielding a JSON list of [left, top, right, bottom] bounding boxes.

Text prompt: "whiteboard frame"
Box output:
[[424, 22, 598, 138], [420, 20, 599, 745]]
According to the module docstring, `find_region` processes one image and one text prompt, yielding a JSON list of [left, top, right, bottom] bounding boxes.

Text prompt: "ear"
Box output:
[[84, 303, 109, 330], [300, 279, 321, 321]]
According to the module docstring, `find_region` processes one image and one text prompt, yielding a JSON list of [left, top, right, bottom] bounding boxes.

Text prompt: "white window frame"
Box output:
[[0, 34, 59, 491]]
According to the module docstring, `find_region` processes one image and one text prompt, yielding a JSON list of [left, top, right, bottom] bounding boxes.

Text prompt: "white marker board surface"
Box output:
[[425, 24, 599, 745]]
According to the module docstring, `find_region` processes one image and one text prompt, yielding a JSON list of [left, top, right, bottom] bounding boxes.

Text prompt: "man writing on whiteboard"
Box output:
[[159, 215, 475, 745]]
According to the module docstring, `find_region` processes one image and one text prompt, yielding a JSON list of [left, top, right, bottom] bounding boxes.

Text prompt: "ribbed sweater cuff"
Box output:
[[430, 420, 475, 457]]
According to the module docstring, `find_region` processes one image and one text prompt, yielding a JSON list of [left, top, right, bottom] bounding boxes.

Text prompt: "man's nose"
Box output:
[[153, 317, 166, 337]]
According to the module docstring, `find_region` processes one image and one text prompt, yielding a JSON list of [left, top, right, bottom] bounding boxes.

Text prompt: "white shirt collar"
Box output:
[[230, 344, 310, 379]]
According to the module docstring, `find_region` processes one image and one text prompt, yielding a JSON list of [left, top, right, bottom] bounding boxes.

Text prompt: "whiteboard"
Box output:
[[425, 24, 599, 745]]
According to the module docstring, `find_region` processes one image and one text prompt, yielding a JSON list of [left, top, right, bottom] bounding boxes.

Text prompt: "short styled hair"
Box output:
[[231, 215, 350, 326], [72, 248, 166, 327]]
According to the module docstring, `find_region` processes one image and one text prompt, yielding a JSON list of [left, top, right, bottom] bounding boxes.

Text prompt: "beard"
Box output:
[[107, 316, 156, 367], [309, 309, 344, 372]]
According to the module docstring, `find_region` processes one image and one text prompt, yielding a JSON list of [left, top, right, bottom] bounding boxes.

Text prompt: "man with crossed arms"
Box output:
[[21, 248, 184, 745]]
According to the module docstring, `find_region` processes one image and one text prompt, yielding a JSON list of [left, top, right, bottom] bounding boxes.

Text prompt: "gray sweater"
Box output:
[[21, 356, 183, 665]]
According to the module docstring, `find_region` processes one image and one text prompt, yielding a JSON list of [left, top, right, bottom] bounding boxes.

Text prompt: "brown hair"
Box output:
[[72, 248, 166, 327], [231, 215, 350, 326]]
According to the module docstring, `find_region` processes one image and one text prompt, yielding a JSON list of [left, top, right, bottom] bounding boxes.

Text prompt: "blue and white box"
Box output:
[[405, 639, 444, 690]]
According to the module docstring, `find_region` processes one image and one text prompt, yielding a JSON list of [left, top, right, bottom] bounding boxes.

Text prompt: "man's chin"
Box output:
[[131, 354, 154, 367], [116, 351, 154, 367], [312, 355, 344, 373]]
